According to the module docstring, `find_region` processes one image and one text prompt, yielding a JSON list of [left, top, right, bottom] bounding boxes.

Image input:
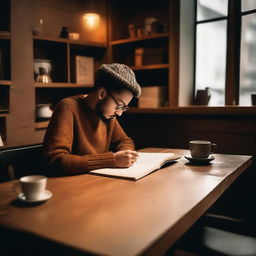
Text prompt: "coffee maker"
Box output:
[[34, 59, 52, 83]]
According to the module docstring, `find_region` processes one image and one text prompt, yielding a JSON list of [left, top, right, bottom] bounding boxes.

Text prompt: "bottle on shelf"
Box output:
[[60, 26, 69, 38]]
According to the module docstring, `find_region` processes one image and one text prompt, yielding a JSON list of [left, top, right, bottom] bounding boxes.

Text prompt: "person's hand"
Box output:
[[114, 150, 139, 168]]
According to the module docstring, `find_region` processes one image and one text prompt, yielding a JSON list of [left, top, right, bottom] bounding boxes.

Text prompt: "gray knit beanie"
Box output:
[[95, 63, 141, 98]]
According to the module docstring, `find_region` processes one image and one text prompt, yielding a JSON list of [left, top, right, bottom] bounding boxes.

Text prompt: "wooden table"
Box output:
[[0, 148, 252, 256]]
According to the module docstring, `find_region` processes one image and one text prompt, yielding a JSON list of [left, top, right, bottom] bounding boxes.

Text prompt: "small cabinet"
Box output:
[[108, 0, 179, 108], [33, 36, 107, 129], [111, 35, 170, 107], [34, 38, 68, 83]]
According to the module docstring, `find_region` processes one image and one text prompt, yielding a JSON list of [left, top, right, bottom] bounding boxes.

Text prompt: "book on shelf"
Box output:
[[134, 47, 168, 66], [89, 152, 180, 180], [134, 48, 144, 66], [139, 86, 167, 108]]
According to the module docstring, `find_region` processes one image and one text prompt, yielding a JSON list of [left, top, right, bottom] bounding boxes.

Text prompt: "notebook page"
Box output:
[[90, 152, 178, 180]]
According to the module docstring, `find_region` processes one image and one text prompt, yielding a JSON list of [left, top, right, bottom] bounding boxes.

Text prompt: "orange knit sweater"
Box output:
[[43, 95, 135, 176]]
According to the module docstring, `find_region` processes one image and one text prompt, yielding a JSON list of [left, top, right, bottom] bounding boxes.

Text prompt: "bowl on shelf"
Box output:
[[69, 33, 80, 40], [36, 104, 53, 119]]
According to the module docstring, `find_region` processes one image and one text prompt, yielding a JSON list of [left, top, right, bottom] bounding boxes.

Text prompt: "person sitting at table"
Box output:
[[43, 63, 141, 176]]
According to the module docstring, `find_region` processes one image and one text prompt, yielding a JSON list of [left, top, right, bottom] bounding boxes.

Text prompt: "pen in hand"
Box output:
[[114, 150, 139, 168]]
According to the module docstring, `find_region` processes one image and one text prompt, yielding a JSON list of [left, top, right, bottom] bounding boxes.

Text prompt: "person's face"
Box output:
[[96, 88, 133, 119]]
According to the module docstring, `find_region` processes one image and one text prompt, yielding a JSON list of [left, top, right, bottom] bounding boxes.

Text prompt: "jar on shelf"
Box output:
[[32, 19, 44, 36]]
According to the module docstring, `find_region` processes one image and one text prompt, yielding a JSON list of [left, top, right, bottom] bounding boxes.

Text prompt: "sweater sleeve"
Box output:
[[110, 119, 135, 152], [43, 99, 115, 176]]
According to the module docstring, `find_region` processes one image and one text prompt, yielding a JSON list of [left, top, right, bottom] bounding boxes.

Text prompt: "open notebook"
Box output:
[[89, 152, 180, 180]]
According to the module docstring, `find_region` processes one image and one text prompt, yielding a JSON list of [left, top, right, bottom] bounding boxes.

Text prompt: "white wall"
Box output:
[[179, 0, 195, 106]]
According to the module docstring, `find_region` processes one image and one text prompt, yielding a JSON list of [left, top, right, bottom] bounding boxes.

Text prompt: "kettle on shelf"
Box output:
[[36, 67, 52, 83], [34, 59, 52, 83]]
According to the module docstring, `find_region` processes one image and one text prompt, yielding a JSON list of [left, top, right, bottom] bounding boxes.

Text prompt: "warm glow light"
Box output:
[[83, 13, 100, 29]]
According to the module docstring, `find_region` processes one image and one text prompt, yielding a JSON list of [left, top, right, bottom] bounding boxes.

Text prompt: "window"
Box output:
[[240, 3, 256, 105], [197, 0, 228, 20], [195, 0, 228, 106], [242, 0, 256, 12], [195, 0, 256, 106]]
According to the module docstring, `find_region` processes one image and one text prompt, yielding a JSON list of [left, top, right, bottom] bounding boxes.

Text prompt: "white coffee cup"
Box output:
[[13, 175, 47, 200], [189, 140, 217, 159]]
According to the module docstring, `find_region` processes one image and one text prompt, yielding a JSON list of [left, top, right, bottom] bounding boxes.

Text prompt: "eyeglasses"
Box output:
[[108, 92, 129, 112]]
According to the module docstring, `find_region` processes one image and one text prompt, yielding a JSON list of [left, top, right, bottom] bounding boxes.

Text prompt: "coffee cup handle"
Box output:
[[13, 182, 21, 195], [211, 143, 217, 153]]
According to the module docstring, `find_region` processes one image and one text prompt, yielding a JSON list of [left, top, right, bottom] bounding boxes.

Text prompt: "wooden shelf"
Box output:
[[0, 31, 10, 39], [131, 64, 169, 70], [0, 80, 11, 85], [33, 35, 67, 43], [69, 40, 107, 48], [35, 121, 49, 130], [127, 106, 256, 115], [110, 33, 170, 45], [35, 82, 93, 88], [0, 110, 9, 114], [33, 35, 107, 48], [0, 113, 8, 117]]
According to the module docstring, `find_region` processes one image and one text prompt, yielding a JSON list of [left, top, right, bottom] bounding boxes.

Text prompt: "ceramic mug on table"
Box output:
[[189, 140, 217, 159], [13, 175, 47, 201]]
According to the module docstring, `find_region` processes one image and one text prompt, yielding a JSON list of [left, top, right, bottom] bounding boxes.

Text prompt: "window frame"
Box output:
[[194, 0, 256, 106]]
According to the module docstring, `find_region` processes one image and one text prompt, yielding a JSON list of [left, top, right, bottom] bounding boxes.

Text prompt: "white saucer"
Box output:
[[184, 155, 215, 164], [17, 190, 52, 203]]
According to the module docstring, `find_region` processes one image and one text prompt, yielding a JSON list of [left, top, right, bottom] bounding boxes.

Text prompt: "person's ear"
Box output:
[[98, 87, 107, 100]]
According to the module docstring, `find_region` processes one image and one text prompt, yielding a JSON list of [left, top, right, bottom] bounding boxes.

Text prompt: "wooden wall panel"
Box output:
[[119, 113, 256, 156], [8, 0, 37, 146]]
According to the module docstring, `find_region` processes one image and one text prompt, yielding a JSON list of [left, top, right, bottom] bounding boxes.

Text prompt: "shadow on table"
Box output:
[[0, 226, 91, 256]]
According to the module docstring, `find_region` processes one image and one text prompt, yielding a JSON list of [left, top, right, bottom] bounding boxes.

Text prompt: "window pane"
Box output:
[[195, 21, 227, 106], [242, 0, 256, 12], [240, 14, 256, 106], [197, 0, 228, 21]]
